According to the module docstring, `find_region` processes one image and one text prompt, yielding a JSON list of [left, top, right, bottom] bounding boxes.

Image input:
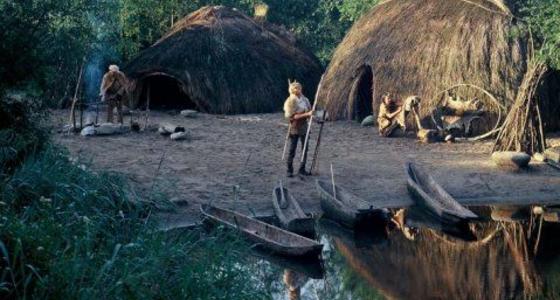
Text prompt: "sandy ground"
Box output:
[[52, 110, 560, 229]]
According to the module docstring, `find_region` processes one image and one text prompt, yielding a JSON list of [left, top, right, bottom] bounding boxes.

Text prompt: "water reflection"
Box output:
[[256, 214, 560, 299]]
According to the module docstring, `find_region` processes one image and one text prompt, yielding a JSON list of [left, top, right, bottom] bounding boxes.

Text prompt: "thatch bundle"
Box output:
[[493, 60, 548, 154], [317, 0, 560, 133], [125, 6, 322, 114]]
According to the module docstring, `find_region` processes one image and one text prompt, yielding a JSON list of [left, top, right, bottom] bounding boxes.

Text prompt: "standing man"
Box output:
[[283, 80, 313, 177], [100, 64, 128, 124]]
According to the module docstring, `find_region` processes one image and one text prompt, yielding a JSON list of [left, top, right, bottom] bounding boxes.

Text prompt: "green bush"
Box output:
[[0, 93, 49, 174], [0, 146, 269, 299]]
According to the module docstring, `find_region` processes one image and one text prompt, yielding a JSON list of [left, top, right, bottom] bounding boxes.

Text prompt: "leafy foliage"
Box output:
[[0, 93, 48, 173], [0, 0, 381, 105], [518, 0, 560, 69], [0, 145, 269, 299]]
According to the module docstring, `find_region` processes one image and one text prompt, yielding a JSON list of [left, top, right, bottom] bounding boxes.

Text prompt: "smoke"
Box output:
[[84, 54, 103, 104], [83, 9, 121, 105]]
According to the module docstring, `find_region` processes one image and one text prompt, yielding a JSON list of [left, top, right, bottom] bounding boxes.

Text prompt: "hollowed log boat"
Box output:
[[200, 204, 323, 257], [272, 184, 315, 236], [405, 162, 478, 231], [315, 180, 390, 228]]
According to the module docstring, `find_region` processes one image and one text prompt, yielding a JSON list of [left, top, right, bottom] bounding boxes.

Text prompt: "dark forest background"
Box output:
[[1, 0, 558, 105]]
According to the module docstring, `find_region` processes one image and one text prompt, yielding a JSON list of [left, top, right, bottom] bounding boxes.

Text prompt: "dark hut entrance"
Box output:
[[350, 66, 374, 121], [140, 75, 198, 110]]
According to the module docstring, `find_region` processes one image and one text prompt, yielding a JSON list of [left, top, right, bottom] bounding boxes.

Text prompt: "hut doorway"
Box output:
[[140, 75, 198, 111], [350, 66, 374, 121]]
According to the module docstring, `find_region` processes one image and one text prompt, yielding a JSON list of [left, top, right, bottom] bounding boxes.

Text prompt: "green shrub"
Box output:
[[0, 92, 49, 174], [0, 146, 269, 299]]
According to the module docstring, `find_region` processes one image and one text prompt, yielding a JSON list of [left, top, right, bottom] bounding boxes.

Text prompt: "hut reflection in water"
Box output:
[[327, 219, 560, 299]]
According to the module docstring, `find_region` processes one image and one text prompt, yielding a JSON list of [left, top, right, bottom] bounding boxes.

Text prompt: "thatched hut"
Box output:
[[318, 0, 560, 131], [124, 6, 322, 114]]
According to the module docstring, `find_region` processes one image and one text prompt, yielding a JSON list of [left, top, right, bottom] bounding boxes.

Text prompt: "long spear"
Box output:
[[301, 75, 325, 163]]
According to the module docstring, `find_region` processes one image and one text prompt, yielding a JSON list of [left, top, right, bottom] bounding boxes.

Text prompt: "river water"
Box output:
[[253, 215, 560, 300]]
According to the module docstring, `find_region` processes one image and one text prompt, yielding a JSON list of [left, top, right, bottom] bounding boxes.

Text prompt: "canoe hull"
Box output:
[[316, 180, 389, 228], [405, 162, 478, 240], [201, 205, 323, 257], [272, 186, 316, 236]]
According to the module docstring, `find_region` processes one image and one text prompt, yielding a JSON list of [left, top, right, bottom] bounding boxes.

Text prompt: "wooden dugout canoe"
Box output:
[[272, 184, 315, 236], [200, 204, 323, 257], [405, 162, 478, 224], [315, 180, 390, 228]]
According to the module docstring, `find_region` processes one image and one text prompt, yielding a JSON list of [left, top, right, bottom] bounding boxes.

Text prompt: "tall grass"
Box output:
[[0, 135, 269, 298]]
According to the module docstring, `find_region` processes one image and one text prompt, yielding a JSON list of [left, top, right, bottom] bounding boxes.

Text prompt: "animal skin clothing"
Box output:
[[377, 102, 407, 137], [100, 70, 128, 123], [283, 94, 312, 175], [284, 95, 311, 135]]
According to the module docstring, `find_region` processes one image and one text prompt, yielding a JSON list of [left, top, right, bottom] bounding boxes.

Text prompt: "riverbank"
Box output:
[[51, 110, 560, 229]]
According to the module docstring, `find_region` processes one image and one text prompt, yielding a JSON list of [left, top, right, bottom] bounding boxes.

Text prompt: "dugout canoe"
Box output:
[[272, 184, 315, 236], [405, 162, 478, 225], [315, 180, 390, 228], [200, 204, 323, 257]]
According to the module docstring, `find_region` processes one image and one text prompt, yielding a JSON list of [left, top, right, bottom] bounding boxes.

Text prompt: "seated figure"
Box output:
[[377, 94, 420, 137]]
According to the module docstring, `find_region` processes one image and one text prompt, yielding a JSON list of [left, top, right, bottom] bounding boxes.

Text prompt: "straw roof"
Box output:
[[125, 6, 322, 114], [318, 0, 560, 131]]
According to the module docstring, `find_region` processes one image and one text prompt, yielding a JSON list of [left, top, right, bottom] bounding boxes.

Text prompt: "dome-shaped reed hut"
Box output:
[[124, 6, 322, 114], [318, 0, 560, 131]]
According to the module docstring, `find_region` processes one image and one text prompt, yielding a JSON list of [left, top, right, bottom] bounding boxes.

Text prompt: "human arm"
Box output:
[[291, 111, 313, 120]]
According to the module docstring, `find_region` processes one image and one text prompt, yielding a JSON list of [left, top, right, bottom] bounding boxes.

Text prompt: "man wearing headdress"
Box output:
[[283, 80, 313, 177], [100, 64, 128, 124]]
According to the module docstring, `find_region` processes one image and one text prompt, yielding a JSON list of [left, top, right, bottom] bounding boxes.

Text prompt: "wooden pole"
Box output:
[[330, 163, 336, 200], [79, 97, 84, 129], [95, 96, 100, 125], [279, 180, 287, 209], [144, 83, 151, 130], [281, 123, 292, 161], [301, 75, 325, 163], [310, 116, 325, 174], [68, 60, 85, 132]]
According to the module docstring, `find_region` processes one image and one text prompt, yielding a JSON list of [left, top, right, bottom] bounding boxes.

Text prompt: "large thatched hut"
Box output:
[[124, 6, 322, 114], [318, 0, 560, 131]]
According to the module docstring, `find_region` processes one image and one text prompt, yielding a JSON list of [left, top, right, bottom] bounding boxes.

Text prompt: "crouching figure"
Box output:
[[377, 94, 420, 137], [100, 65, 128, 124]]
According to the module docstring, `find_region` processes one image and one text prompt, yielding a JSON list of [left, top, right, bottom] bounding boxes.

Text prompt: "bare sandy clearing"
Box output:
[[51, 110, 560, 229]]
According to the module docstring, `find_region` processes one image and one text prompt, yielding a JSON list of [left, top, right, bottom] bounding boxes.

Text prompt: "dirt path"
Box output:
[[52, 110, 560, 229]]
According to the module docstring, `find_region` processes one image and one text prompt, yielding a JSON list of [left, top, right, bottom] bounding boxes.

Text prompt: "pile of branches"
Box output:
[[493, 60, 548, 155]]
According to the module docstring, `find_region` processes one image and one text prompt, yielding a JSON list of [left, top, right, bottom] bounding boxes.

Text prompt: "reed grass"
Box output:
[[0, 93, 270, 300]]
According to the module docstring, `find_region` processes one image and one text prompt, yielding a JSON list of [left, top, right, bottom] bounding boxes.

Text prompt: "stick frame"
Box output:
[[301, 75, 325, 163]]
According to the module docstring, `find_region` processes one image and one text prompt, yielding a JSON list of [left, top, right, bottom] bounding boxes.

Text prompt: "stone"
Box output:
[[491, 151, 531, 170], [180, 109, 198, 118], [158, 127, 171, 135], [533, 152, 546, 162], [95, 123, 130, 135], [170, 131, 188, 141], [544, 146, 560, 163], [80, 126, 96, 136], [360, 115, 375, 127]]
